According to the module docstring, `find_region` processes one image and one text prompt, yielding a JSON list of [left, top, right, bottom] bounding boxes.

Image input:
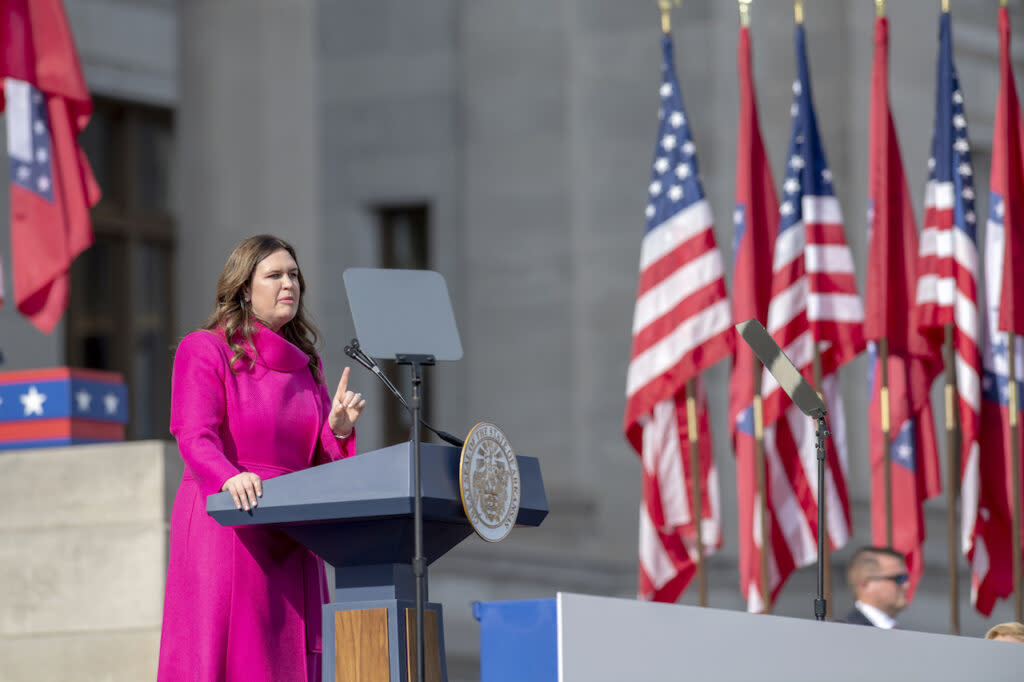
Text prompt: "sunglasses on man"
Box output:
[[867, 573, 910, 586]]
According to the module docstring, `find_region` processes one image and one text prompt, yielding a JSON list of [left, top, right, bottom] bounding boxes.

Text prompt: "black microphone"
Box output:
[[344, 339, 465, 448]]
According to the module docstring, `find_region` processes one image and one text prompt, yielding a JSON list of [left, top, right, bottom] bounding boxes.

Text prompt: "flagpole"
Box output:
[[659, 0, 679, 35], [943, 324, 961, 633], [880, 338, 894, 546], [874, 0, 894, 559], [753, 361, 771, 612], [739, 0, 770, 615], [686, 379, 708, 606], [1010, 331, 1023, 622]]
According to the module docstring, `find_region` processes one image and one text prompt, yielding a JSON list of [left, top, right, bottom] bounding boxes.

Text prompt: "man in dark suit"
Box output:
[[840, 546, 909, 629]]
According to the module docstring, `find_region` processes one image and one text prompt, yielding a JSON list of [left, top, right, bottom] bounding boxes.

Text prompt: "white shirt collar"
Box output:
[[855, 600, 897, 629]]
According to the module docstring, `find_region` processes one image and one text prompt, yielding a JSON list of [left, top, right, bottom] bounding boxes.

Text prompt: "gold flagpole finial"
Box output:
[[740, 0, 752, 27], [876, 0, 886, 17], [942, 0, 950, 12], [1001, 0, 1007, 8], [795, 0, 804, 25], [658, 0, 681, 34]]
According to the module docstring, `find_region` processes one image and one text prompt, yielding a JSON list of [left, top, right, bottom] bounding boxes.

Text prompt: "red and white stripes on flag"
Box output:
[[741, 22, 863, 613], [912, 9, 984, 611], [625, 34, 733, 603]]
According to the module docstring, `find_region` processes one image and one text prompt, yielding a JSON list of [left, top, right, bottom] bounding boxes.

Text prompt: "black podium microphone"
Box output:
[[344, 339, 465, 448]]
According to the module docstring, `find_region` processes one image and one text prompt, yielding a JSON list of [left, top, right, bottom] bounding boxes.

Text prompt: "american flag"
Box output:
[[912, 10, 984, 614], [866, 14, 943, 600], [729, 22, 781, 611], [975, 5, 1024, 617], [625, 34, 732, 603], [738, 22, 863, 613]]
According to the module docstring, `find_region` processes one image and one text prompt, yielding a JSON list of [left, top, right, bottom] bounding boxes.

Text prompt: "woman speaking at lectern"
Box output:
[[158, 235, 366, 681]]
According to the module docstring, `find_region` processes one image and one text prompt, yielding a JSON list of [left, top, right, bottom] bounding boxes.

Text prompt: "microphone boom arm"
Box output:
[[344, 339, 465, 448]]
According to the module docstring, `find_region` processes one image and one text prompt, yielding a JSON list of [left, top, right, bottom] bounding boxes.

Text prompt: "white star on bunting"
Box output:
[[20, 386, 46, 416], [75, 390, 92, 412]]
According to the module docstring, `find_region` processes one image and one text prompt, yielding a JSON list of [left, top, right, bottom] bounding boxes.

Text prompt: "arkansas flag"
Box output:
[[1, 0, 100, 333], [974, 4, 1024, 616], [865, 13, 943, 601]]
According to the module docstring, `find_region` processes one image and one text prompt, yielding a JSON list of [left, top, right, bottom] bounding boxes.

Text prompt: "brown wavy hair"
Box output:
[[201, 235, 323, 382]]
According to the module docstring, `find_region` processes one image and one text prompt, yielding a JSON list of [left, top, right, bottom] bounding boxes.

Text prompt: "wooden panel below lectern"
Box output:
[[404, 609, 441, 682], [335, 609, 390, 681], [333, 607, 442, 682]]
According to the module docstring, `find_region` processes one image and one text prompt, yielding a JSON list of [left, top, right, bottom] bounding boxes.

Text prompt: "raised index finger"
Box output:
[[334, 366, 351, 401]]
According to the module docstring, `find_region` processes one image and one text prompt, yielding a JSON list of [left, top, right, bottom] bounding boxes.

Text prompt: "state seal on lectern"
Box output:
[[459, 421, 521, 542]]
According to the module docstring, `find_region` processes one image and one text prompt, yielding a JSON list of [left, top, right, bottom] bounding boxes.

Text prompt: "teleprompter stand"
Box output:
[[345, 268, 464, 682], [735, 319, 831, 621]]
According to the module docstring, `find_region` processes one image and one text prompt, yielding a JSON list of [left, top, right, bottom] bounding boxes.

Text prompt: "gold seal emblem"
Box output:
[[459, 422, 521, 543]]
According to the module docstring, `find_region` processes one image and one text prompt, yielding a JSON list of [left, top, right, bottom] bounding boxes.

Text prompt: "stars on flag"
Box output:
[[669, 111, 685, 128], [783, 177, 801, 195], [654, 157, 670, 174], [103, 393, 120, 416], [5, 79, 56, 203], [733, 206, 745, 227], [660, 134, 677, 151], [676, 163, 691, 180], [789, 155, 805, 170]]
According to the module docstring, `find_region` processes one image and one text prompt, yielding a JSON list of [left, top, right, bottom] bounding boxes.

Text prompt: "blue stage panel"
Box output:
[[473, 598, 557, 682]]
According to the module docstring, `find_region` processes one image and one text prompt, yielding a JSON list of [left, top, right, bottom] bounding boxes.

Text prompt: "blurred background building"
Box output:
[[1, 1, 1023, 679]]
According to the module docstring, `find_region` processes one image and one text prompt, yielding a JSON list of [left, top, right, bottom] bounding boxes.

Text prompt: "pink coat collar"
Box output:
[[250, 324, 309, 372]]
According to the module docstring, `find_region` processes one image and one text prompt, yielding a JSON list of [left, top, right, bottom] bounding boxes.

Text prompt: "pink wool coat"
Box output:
[[158, 326, 355, 682]]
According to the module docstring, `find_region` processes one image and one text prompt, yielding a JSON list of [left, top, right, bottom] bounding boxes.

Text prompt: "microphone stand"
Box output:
[[343, 339, 441, 682], [813, 409, 830, 622], [397, 352, 432, 682]]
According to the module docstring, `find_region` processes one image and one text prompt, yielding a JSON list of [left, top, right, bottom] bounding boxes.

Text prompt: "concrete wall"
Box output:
[[0, 441, 182, 682]]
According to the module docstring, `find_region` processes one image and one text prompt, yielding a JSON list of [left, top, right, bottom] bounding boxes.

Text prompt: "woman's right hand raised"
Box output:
[[222, 472, 262, 511]]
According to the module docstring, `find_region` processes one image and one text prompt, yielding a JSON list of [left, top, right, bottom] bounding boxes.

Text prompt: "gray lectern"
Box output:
[[208, 441, 548, 682]]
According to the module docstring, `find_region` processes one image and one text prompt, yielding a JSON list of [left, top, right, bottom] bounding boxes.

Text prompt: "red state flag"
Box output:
[[865, 14, 943, 600], [1, 0, 100, 332], [729, 22, 782, 612], [974, 4, 1024, 616]]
